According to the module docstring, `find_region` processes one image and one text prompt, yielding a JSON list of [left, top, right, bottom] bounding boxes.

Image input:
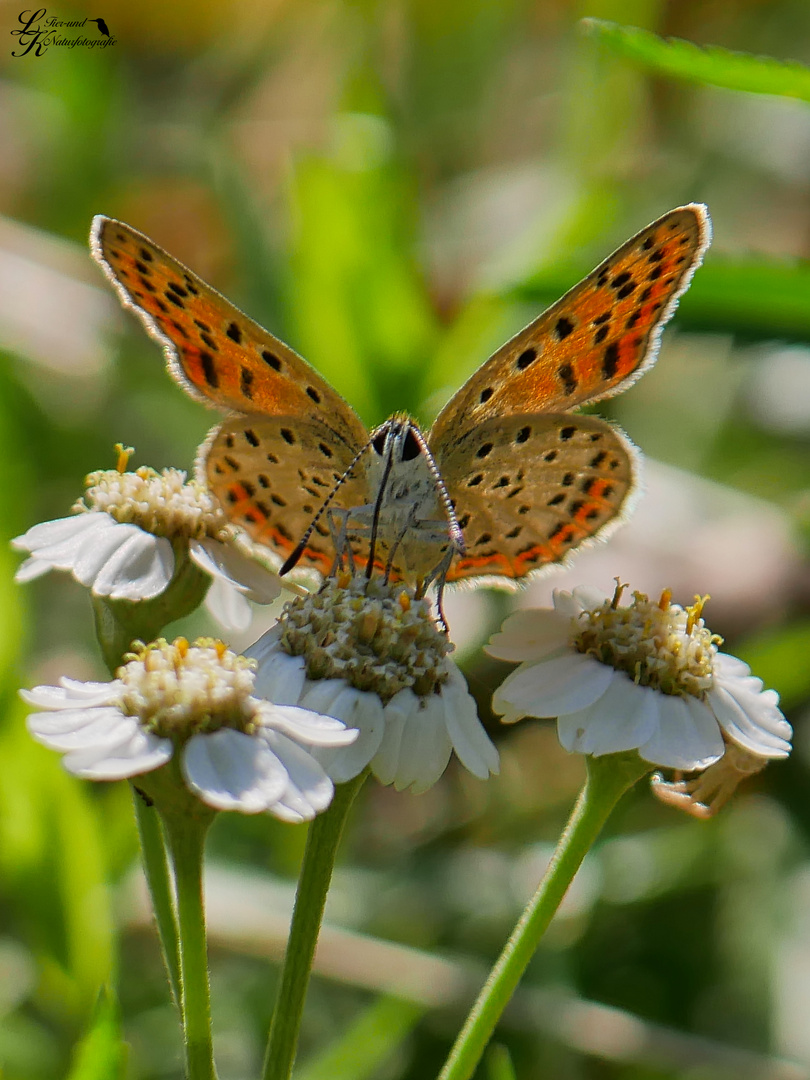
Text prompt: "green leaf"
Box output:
[[581, 18, 810, 102], [295, 997, 424, 1080], [66, 988, 128, 1080]]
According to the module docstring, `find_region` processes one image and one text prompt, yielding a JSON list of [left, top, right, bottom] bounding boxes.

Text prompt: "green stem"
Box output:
[[438, 752, 651, 1080], [163, 809, 217, 1080], [262, 772, 367, 1080], [132, 789, 181, 1008]]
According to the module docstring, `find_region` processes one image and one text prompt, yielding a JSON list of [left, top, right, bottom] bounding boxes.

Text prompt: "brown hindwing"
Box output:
[[434, 413, 635, 584]]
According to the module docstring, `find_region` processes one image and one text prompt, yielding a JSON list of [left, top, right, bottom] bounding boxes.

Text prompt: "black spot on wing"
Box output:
[[602, 342, 619, 380], [200, 351, 218, 388], [558, 362, 577, 395], [240, 368, 254, 399]]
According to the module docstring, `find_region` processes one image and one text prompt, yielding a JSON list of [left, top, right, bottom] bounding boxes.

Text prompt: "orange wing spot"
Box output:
[[297, 546, 333, 573], [548, 521, 587, 557], [578, 480, 619, 516], [447, 551, 515, 580], [585, 478, 612, 499], [225, 483, 266, 521], [513, 543, 552, 571], [571, 499, 607, 530]]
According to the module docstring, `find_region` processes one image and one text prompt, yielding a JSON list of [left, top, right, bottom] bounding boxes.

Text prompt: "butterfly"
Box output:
[[91, 204, 710, 592]]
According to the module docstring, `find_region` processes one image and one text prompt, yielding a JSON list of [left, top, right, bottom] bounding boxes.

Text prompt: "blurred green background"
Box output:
[[2, 0, 810, 1077]]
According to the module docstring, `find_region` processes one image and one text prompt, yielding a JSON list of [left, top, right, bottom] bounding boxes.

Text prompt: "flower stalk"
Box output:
[[438, 752, 651, 1080], [162, 797, 217, 1080], [132, 791, 181, 1008], [262, 771, 367, 1080]]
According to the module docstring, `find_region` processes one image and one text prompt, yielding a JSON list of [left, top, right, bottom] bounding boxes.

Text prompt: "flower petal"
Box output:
[[73, 520, 146, 587], [63, 729, 172, 779], [182, 729, 288, 813], [14, 557, 53, 583], [298, 679, 347, 715], [247, 636, 308, 706], [261, 729, 335, 820], [637, 694, 724, 770], [485, 609, 571, 662], [190, 538, 281, 602], [21, 679, 124, 709], [21, 513, 119, 570], [373, 690, 412, 786], [243, 625, 281, 663], [493, 651, 613, 718], [714, 652, 752, 679], [390, 693, 453, 793], [312, 689, 385, 783], [707, 681, 792, 758], [27, 707, 136, 751], [553, 586, 608, 619], [557, 675, 659, 756], [442, 667, 499, 778], [12, 512, 104, 552], [256, 701, 357, 746], [204, 575, 253, 633], [92, 530, 174, 599]]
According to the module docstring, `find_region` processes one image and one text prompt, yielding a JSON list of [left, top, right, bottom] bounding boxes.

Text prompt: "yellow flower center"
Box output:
[[118, 637, 259, 737], [572, 583, 722, 699], [278, 572, 451, 702], [76, 447, 230, 540]]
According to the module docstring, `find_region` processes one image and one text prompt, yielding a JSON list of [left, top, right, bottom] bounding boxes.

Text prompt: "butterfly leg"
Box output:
[[422, 544, 456, 634], [326, 506, 360, 577]]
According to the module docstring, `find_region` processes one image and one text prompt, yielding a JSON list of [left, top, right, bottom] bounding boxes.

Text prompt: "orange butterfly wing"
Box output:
[[91, 217, 368, 442], [430, 205, 710, 442], [91, 217, 370, 571], [430, 205, 710, 585]]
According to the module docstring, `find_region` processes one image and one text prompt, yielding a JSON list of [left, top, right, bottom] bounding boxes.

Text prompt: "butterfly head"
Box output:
[[358, 415, 465, 583]]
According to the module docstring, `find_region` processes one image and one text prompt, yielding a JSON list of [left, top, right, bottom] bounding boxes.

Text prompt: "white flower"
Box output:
[[487, 585, 792, 773], [12, 448, 281, 632], [245, 575, 499, 793], [21, 638, 358, 821]]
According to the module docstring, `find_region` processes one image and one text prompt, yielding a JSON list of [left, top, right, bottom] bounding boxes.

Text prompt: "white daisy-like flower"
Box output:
[[21, 637, 358, 821], [12, 446, 281, 632], [245, 573, 499, 793], [486, 584, 791, 774]]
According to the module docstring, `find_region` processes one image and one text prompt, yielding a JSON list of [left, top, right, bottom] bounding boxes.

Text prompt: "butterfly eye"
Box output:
[[372, 431, 388, 455], [401, 429, 421, 462]]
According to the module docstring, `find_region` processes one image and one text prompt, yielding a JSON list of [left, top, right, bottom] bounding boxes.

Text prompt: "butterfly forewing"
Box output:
[[430, 205, 710, 444], [91, 217, 368, 451], [435, 414, 634, 583]]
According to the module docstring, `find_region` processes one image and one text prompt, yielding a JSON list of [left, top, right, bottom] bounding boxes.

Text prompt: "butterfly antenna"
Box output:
[[365, 437, 396, 580], [278, 437, 374, 577], [409, 426, 466, 557]]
